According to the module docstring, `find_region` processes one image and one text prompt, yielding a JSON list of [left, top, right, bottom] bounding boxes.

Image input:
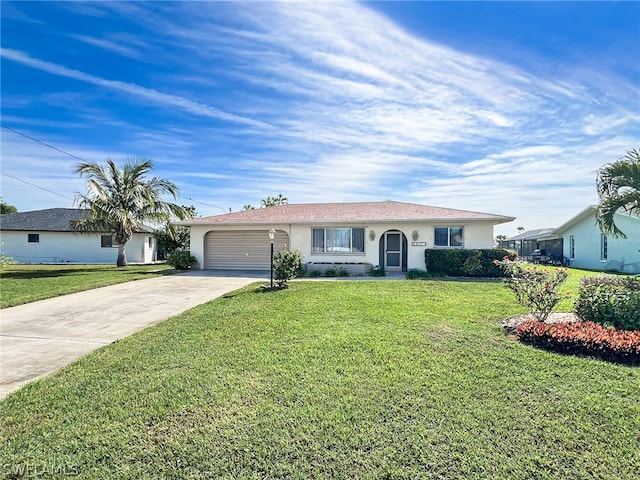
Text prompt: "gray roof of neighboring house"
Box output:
[[179, 200, 515, 226], [504, 228, 556, 241], [0, 208, 153, 233]]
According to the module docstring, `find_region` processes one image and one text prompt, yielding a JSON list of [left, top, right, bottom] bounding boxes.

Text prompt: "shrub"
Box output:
[[167, 250, 197, 270], [273, 248, 303, 286], [425, 249, 516, 277], [336, 267, 350, 277], [515, 320, 640, 365], [495, 259, 569, 322], [574, 276, 640, 331], [370, 266, 386, 277], [307, 269, 322, 278], [405, 269, 437, 280], [324, 268, 337, 277]]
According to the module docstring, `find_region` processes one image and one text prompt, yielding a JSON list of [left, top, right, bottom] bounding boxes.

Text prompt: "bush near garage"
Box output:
[[573, 276, 640, 331], [167, 251, 198, 270], [424, 249, 517, 277], [515, 320, 640, 365]]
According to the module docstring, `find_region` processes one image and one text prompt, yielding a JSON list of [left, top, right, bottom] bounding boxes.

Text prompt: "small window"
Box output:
[[569, 235, 575, 259], [434, 227, 464, 247], [101, 235, 117, 248], [148, 237, 153, 248], [600, 235, 608, 261], [28, 233, 39, 243]]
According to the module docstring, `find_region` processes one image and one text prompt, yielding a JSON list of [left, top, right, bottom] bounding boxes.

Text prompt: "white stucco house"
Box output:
[[541, 206, 640, 273], [179, 201, 515, 272], [0, 208, 157, 264]]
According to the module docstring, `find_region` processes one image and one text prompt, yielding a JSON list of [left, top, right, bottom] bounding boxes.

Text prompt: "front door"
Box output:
[[384, 232, 402, 271]]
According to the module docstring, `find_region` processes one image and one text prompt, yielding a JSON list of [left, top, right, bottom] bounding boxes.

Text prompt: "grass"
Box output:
[[1, 278, 638, 479], [0, 264, 174, 308]]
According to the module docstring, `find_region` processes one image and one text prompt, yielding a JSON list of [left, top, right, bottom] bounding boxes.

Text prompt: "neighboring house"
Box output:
[[540, 206, 640, 273], [0, 208, 157, 264], [179, 201, 515, 272], [499, 228, 563, 262]]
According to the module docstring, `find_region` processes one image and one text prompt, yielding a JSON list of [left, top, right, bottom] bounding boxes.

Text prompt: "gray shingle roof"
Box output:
[[179, 201, 515, 226], [0, 208, 153, 233], [1, 208, 90, 232], [505, 228, 556, 241]]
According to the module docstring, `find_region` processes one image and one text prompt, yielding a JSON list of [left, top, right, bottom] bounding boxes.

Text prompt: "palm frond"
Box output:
[[73, 156, 186, 262], [595, 148, 640, 238]]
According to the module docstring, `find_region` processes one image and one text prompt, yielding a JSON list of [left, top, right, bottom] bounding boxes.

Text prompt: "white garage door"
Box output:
[[204, 230, 290, 270]]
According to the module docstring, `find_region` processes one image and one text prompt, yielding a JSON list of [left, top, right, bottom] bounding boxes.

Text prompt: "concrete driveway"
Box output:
[[0, 270, 265, 399]]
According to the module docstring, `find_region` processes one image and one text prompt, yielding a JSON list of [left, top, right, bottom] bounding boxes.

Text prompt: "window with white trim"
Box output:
[[434, 227, 464, 247], [101, 235, 119, 248], [312, 227, 365, 253], [600, 234, 608, 261], [569, 235, 575, 259]]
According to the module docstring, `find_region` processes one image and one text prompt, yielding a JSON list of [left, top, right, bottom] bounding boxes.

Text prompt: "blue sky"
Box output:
[[1, 1, 638, 237]]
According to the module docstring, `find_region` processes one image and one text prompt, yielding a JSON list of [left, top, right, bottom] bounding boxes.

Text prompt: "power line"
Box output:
[[1, 124, 88, 162], [1, 171, 74, 201], [183, 197, 228, 212], [1, 124, 228, 210]]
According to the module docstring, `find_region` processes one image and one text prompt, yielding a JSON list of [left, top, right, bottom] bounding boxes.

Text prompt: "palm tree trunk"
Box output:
[[117, 243, 128, 267]]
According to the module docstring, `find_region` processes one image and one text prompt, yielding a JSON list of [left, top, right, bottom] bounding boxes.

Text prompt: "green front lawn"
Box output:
[[1, 280, 637, 479], [0, 264, 174, 308]]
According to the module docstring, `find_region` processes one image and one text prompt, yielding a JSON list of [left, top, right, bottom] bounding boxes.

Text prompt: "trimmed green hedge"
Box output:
[[573, 276, 640, 331], [424, 249, 517, 277]]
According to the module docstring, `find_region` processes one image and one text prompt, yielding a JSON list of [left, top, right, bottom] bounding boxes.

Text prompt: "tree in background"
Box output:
[[154, 205, 196, 259], [261, 194, 288, 208], [243, 204, 255, 211], [0, 199, 18, 214], [74, 157, 189, 267], [595, 148, 640, 238], [495, 234, 507, 248]]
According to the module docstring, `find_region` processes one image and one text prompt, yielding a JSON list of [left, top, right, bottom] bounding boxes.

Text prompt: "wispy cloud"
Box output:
[[69, 34, 143, 59], [1, 48, 270, 129], [2, 1, 637, 234]]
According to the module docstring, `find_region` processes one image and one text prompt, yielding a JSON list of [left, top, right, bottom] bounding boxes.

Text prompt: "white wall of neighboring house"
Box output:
[[561, 211, 640, 272], [0, 231, 156, 264], [189, 221, 497, 270]]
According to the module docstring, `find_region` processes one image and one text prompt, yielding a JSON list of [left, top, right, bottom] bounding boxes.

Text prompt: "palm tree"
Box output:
[[74, 157, 189, 266], [595, 148, 640, 238], [260, 194, 288, 208]]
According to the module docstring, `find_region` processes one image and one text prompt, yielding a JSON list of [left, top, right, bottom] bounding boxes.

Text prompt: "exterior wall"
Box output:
[[561, 213, 640, 271], [0, 231, 156, 264], [190, 221, 497, 270]]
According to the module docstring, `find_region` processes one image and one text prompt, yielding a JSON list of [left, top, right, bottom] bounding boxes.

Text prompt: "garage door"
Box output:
[[204, 230, 290, 270]]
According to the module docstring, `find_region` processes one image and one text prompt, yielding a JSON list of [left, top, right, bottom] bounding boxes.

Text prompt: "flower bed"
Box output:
[[515, 320, 640, 365], [305, 262, 372, 276]]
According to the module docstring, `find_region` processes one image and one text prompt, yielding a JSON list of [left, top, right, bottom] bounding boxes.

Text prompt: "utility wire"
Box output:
[[1, 124, 88, 163], [1, 124, 229, 211], [183, 196, 228, 212], [1, 171, 74, 201]]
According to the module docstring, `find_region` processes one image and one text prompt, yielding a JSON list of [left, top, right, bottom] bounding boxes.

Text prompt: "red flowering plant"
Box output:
[[515, 320, 640, 365], [494, 258, 569, 322]]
